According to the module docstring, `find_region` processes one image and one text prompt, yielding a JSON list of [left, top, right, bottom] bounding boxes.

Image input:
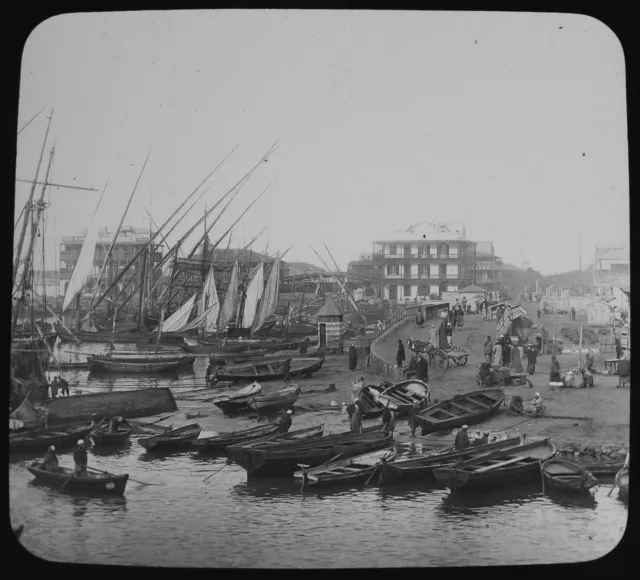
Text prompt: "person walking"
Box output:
[[454, 425, 470, 450], [396, 339, 405, 369], [348, 344, 358, 371], [510, 342, 523, 373], [416, 352, 429, 382], [526, 345, 538, 375], [484, 336, 493, 364], [350, 400, 363, 433], [446, 322, 453, 346], [537, 308, 541, 320], [59, 376, 70, 397], [549, 355, 561, 382]]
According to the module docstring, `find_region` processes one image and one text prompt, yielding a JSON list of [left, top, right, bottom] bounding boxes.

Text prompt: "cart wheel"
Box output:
[[458, 355, 469, 366], [453, 357, 464, 366], [434, 351, 449, 371]]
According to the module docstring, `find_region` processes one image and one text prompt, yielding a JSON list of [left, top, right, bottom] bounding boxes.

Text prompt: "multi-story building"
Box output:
[[593, 244, 629, 290], [474, 241, 503, 290], [60, 226, 162, 298], [372, 221, 476, 301]]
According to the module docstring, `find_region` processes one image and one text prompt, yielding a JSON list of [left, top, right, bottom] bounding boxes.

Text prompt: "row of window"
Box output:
[[374, 242, 473, 258], [386, 263, 462, 277]]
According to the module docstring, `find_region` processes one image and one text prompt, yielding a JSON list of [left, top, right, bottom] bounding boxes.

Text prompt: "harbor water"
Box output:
[[11, 344, 628, 567]]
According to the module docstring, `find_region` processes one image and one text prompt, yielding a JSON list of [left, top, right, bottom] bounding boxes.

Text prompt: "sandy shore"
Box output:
[[140, 302, 629, 451]]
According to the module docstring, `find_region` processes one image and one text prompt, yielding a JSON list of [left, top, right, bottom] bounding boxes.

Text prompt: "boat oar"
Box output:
[[58, 474, 74, 492], [607, 481, 617, 497], [86, 466, 158, 487], [539, 459, 545, 494], [203, 461, 230, 482], [366, 463, 381, 486]]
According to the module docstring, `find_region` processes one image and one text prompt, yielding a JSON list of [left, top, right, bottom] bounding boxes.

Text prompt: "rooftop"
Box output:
[[374, 220, 469, 243]]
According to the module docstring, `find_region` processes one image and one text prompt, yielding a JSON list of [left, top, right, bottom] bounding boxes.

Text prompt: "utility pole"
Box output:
[[578, 229, 583, 295]]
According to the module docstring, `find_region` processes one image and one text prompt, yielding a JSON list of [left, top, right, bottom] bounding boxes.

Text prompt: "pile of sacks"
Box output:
[[558, 440, 628, 460], [562, 368, 594, 388]]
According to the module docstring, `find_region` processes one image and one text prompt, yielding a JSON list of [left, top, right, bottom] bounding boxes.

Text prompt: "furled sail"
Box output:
[[242, 260, 265, 329], [252, 253, 280, 334], [159, 294, 196, 333], [217, 261, 239, 332], [62, 222, 99, 311], [200, 265, 220, 332]]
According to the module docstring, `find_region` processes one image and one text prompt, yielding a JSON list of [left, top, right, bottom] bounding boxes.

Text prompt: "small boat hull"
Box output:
[[196, 423, 282, 453], [541, 459, 598, 493], [247, 386, 300, 413], [214, 357, 325, 383], [376, 380, 430, 414], [87, 355, 195, 373], [139, 424, 202, 452], [10, 422, 95, 453], [27, 465, 129, 495], [212, 383, 262, 416], [91, 426, 133, 447]]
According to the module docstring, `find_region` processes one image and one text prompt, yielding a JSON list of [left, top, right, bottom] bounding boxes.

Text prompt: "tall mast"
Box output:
[[13, 109, 54, 290]]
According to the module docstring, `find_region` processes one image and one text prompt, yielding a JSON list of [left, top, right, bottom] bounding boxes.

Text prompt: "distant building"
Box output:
[[372, 221, 477, 301], [348, 252, 382, 297], [593, 244, 629, 293], [59, 226, 163, 299], [285, 261, 325, 277], [474, 241, 503, 290]]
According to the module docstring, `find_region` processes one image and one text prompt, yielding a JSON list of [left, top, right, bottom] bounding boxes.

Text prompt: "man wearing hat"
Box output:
[[454, 425, 470, 450], [415, 352, 429, 382], [348, 343, 358, 371], [278, 409, 293, 433], [73, 439, 88, 477]]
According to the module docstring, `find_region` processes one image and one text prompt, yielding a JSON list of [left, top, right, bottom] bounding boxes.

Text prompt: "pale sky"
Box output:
[[16, 10, 629, 275]]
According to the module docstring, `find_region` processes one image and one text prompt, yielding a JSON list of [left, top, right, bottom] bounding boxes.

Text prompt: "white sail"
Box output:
[[252, 254, 280, 334], [62, 222, 99, 311], [159, 294, 197, 333], [242, 261, 265, 329], [177, 302, 219, 332], [217, 261, 239, 332]]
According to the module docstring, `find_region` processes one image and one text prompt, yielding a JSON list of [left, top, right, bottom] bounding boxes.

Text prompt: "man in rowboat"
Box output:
[[108, 416, 129, 433], [73, 440, 89, 477], [454, 425, 470, 450], [407, 401, 419, 438], [38, 445, 60, 472], [278, 409, 293, 433]]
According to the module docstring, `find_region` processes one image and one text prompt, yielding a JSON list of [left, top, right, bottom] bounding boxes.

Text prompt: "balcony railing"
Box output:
[[377, 253, 467, 260]]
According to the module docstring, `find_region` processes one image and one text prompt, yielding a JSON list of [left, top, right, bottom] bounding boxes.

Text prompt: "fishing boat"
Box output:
[[377, 437, 522, 485], [578, 457, 625, 477], [212, 383, 262, 415], [226, 424, 325, 464], [432, 437, 557, 491], [294, 448, 397, 489], [232, 429, 392, 478], [90, 423, 133, 447], [195, 423, 283, 453], [210, 349, 269, 365], [375, 380, 430, 413], [247, 385, 300, 413], [26, 464, 129, 495], [353, 383, 387, 419], [415, 388, 505, 435], [10, 421, 96, 453], [541, 458, 598, 493], [615, 469, 629, 501], [87, 353, 195, 373], [213, 357, 325, 382], [138, 424, 202, 452]]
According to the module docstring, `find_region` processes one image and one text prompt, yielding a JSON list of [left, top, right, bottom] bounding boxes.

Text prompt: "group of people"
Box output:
[[38, 438, 88, 476], [43, 375, 70, 399], [347, 396, 421, 438], [482, 335, 539, 375]]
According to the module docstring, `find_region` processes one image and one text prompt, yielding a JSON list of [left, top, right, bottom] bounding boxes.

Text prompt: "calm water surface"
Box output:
[[12, 342, 628, 567]]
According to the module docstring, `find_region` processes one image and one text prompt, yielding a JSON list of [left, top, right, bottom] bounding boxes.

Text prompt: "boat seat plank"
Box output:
[[463, 397, 493, 409], [474, 456, 528, 472], [447, 401, 479, 413], [426, 408, 458, 418]]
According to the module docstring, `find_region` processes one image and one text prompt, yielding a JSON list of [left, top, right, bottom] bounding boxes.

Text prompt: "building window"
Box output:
[[387, 264, 400, 275], [421, 244, 430, 256], [418, 264, 427, 277], [404, 284, 411, 297], [389, 244, 397, 255], [446, 264, 459, 278]]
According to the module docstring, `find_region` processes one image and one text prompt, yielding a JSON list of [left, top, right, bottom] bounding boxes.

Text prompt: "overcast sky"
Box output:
[[16, 10, 628, 275]]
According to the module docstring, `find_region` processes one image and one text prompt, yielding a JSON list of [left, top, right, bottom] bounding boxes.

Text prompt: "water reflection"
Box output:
[[439, 484, 543, 514], [545, 489, 597, 510], [91, 441, 133, 457]]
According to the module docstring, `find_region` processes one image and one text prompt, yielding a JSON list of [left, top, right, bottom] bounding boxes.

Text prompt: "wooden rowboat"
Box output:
[[578, 457, 625, 476], [377, 437, 522, 485], [247, 385, 300, 413], [138, 424, 202, 452], [212, 383, 262, 415], [294, 447, 397, 488], [415, 388, 505, 435], [226, 424, 325, 464], [233, 429, 392, 478], [195, 423, 282, 453], [213, 357, 325, 383], [27, 464, 129, 495], [541, 458, 598, 493], [433, 437, 557, 491], [87, 354, 195, 373], [90, 424, 133, 447], [616, 469, 629, 501], [375, 380, 430, 414], [10, 421, 95, 453]]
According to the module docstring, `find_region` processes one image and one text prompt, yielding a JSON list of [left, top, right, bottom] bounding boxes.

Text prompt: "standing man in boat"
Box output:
[[73, 439, 88, 477], [108, 416, 128, 433], [350, 399, 363, 434], [348, 343, 358, 371], [39, 445, 59, 472], [454, 425, 470, 450], [407, 401, 419, 438], [278, 409, 293, 433]]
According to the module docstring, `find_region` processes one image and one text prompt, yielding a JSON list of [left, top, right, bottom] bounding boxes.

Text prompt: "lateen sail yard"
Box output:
[[252, 253, 280, 334], [62, 220, 99, 311]]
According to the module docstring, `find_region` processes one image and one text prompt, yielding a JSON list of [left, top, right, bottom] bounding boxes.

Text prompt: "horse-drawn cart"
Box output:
[[410, 342, 468, 371]]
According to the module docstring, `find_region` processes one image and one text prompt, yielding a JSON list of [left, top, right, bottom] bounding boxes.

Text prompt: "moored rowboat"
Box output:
[[247, 385, 300, 413], [213, 357, 325, 383], [415, 388, 505, 435], [294, 447, 397, 488], [26, 464, 129, 495], [375, 380, 430, 414], [541, 458, 598, 493], [87, 354, 195, 373], [432, 437, 557, 491], [10, 422, 95, 453], [139, 424, 202, 452], [90, 424, 133, 447], [195, 423, 282, 453], [212, 383, 262, 415]]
